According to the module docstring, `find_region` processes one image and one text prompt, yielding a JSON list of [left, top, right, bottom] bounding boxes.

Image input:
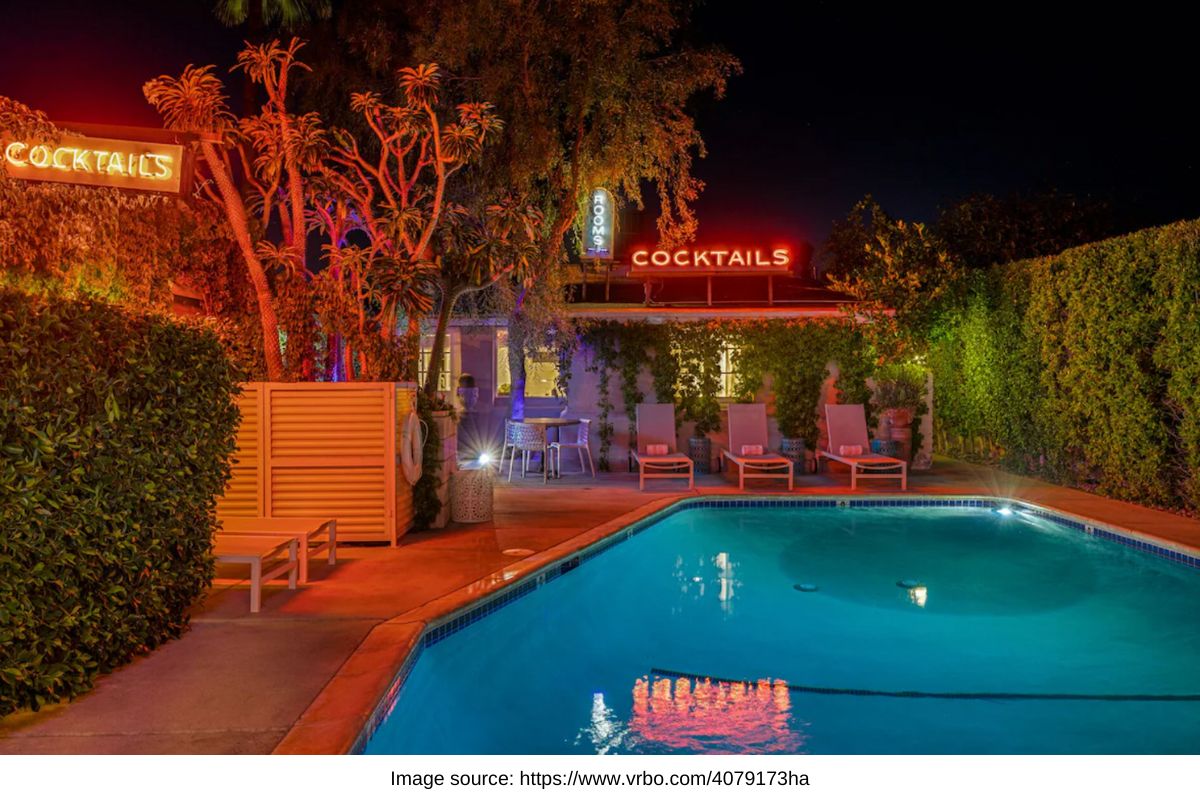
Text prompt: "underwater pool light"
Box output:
[[995, 506, 1014, 516]]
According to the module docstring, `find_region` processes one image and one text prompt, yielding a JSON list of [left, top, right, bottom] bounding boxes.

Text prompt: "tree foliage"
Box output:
[[144, 37, 521, 385], [824, 197, 963, 359], [399, 0, 740, 409], [822, 192, 1116, 360], [936, 191, 1115, 270]]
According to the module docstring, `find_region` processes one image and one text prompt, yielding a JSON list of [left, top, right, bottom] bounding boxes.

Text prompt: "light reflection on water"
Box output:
[[580, 676, 806, 754]]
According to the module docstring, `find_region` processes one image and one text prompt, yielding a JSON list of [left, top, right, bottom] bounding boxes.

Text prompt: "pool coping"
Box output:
[[270, 492, 1200, 755]]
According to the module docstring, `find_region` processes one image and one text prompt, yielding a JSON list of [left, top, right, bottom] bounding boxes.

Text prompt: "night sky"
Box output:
[[2, 1, 1194, 247]]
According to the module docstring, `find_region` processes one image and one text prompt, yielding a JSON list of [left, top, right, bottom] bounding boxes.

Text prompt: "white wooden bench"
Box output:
[[217, 518, 337, 585], [213, 534, 299, 613]]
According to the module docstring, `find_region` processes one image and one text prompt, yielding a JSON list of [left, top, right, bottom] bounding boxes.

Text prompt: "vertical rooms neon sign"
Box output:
[[1, 133, 186, 194], [584, 187, 614, 259]]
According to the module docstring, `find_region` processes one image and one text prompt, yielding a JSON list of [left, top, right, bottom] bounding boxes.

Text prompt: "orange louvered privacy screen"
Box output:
[[217, 382, 417, 544]]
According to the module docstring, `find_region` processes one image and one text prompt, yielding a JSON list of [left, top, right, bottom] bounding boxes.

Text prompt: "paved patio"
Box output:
[[2, 457, 1198, 754]]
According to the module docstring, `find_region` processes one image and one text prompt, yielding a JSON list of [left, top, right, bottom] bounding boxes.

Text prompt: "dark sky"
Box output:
[[2, 1, 1195, 246]]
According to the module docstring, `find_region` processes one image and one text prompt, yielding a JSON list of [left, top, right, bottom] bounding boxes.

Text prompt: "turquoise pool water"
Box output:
[[365, 505, 1200, 754]]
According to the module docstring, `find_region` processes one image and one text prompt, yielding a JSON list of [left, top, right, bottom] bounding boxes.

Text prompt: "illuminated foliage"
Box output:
[[145, 41, 316, 380], [145, 38, 516, 383], [931, 220, 1200, 510], [322, 66, 538, 394], [824, 198, 963, 360]]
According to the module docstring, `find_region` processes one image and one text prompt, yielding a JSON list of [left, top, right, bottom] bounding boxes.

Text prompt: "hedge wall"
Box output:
[[0, 289, 241, 714], [930, 219, 1200, 510]]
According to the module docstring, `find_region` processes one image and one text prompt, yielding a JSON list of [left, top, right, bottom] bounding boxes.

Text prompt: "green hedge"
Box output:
[[0, 289, 240, 714], [930, 219, 1200, 509]]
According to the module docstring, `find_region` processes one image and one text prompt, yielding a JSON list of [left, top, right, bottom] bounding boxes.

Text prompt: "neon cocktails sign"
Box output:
[[584, 187, 614, 259], [1, 133, 186, 194], [630, 247, 792, 272]]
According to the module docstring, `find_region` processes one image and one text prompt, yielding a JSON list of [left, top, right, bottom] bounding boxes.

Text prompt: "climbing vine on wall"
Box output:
[[579, 318, 875, 463], [583, 323, 618, 470], [727, 319, 874, 444]]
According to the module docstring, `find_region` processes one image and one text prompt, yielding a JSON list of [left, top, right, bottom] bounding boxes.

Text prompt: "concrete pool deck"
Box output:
[[2, 457, 1199, 754]]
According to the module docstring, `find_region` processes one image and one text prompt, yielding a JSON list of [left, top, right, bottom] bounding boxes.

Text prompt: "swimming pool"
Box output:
[[364, 500, 1200, 754]]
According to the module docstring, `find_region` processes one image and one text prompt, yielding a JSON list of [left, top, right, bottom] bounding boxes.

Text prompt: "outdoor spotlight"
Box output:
[[478, 451, 492, 465]]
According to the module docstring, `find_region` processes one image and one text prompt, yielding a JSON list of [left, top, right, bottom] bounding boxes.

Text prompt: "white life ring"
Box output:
[[401, 410, 425, 485]]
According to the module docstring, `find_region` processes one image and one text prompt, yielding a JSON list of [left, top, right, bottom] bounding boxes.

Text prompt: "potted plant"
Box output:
[[456, 372, 479, 411], [686, 396, 721, 474], [872, 369, 925, 461], [771, 372, 810, 472]]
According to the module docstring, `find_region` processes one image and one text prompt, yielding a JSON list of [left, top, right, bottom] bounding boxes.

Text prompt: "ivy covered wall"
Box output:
[[570, 319, 877, 470], [930, 219, 1200, 510]]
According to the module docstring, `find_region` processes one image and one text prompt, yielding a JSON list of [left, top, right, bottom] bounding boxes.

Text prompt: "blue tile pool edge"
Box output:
[[348, 493, 1200, 753]]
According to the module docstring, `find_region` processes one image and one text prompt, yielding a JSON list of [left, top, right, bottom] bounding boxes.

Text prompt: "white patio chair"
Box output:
[[549, 418, 595, 478], [507, 421, 549, 483], [498, 418, 519, 475]]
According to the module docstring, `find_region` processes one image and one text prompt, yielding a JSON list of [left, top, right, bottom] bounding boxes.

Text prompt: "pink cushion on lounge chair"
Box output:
[[839, 444, 863, 456], [740, 444, 764, 456], [646, 443, 669, 456]]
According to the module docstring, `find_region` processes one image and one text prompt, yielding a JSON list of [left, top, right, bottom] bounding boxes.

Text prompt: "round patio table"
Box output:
[[512, 418, 580, 478]]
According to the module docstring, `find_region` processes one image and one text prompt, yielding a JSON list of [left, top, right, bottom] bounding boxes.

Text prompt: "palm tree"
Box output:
[[213, 1, 332, 116], [144, 40, 322, 381], [213, 0, 332, 30]]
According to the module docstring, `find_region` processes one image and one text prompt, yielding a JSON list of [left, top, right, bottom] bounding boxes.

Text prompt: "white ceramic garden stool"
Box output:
[[450, 464, 494, 523]]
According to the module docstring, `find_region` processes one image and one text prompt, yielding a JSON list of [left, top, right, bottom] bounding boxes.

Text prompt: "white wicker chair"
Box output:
[[549, 418, 595, 478], [507, 421, 549, 483], [498, 418, 518, 475]]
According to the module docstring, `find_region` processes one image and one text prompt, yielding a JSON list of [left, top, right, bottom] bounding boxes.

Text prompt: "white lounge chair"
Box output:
[[218, 517, 336, 584], [632, 403, 694, 491], [721, 403, 793, 491], [819, 404, 907, 490]]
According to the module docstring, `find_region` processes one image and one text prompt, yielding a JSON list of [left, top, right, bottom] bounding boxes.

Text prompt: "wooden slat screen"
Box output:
[[217, 382, 417, 543]]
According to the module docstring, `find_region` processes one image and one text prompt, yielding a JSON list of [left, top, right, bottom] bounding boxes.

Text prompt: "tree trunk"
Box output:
[[200, 141, 285, 381], [423, 282, 460, 398], [506, 311, 528, 420]]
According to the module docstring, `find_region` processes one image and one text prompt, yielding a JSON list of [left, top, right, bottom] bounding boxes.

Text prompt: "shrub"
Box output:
[[931, 219, 1200, 509], [0, 289, 240, 714]]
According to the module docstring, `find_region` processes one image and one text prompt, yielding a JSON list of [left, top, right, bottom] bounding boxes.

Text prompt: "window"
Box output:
[[419, 336, 452, 393], [495, 328, 561, 398], [675, 338, 742, 399], [719, 340, 741, 398]]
